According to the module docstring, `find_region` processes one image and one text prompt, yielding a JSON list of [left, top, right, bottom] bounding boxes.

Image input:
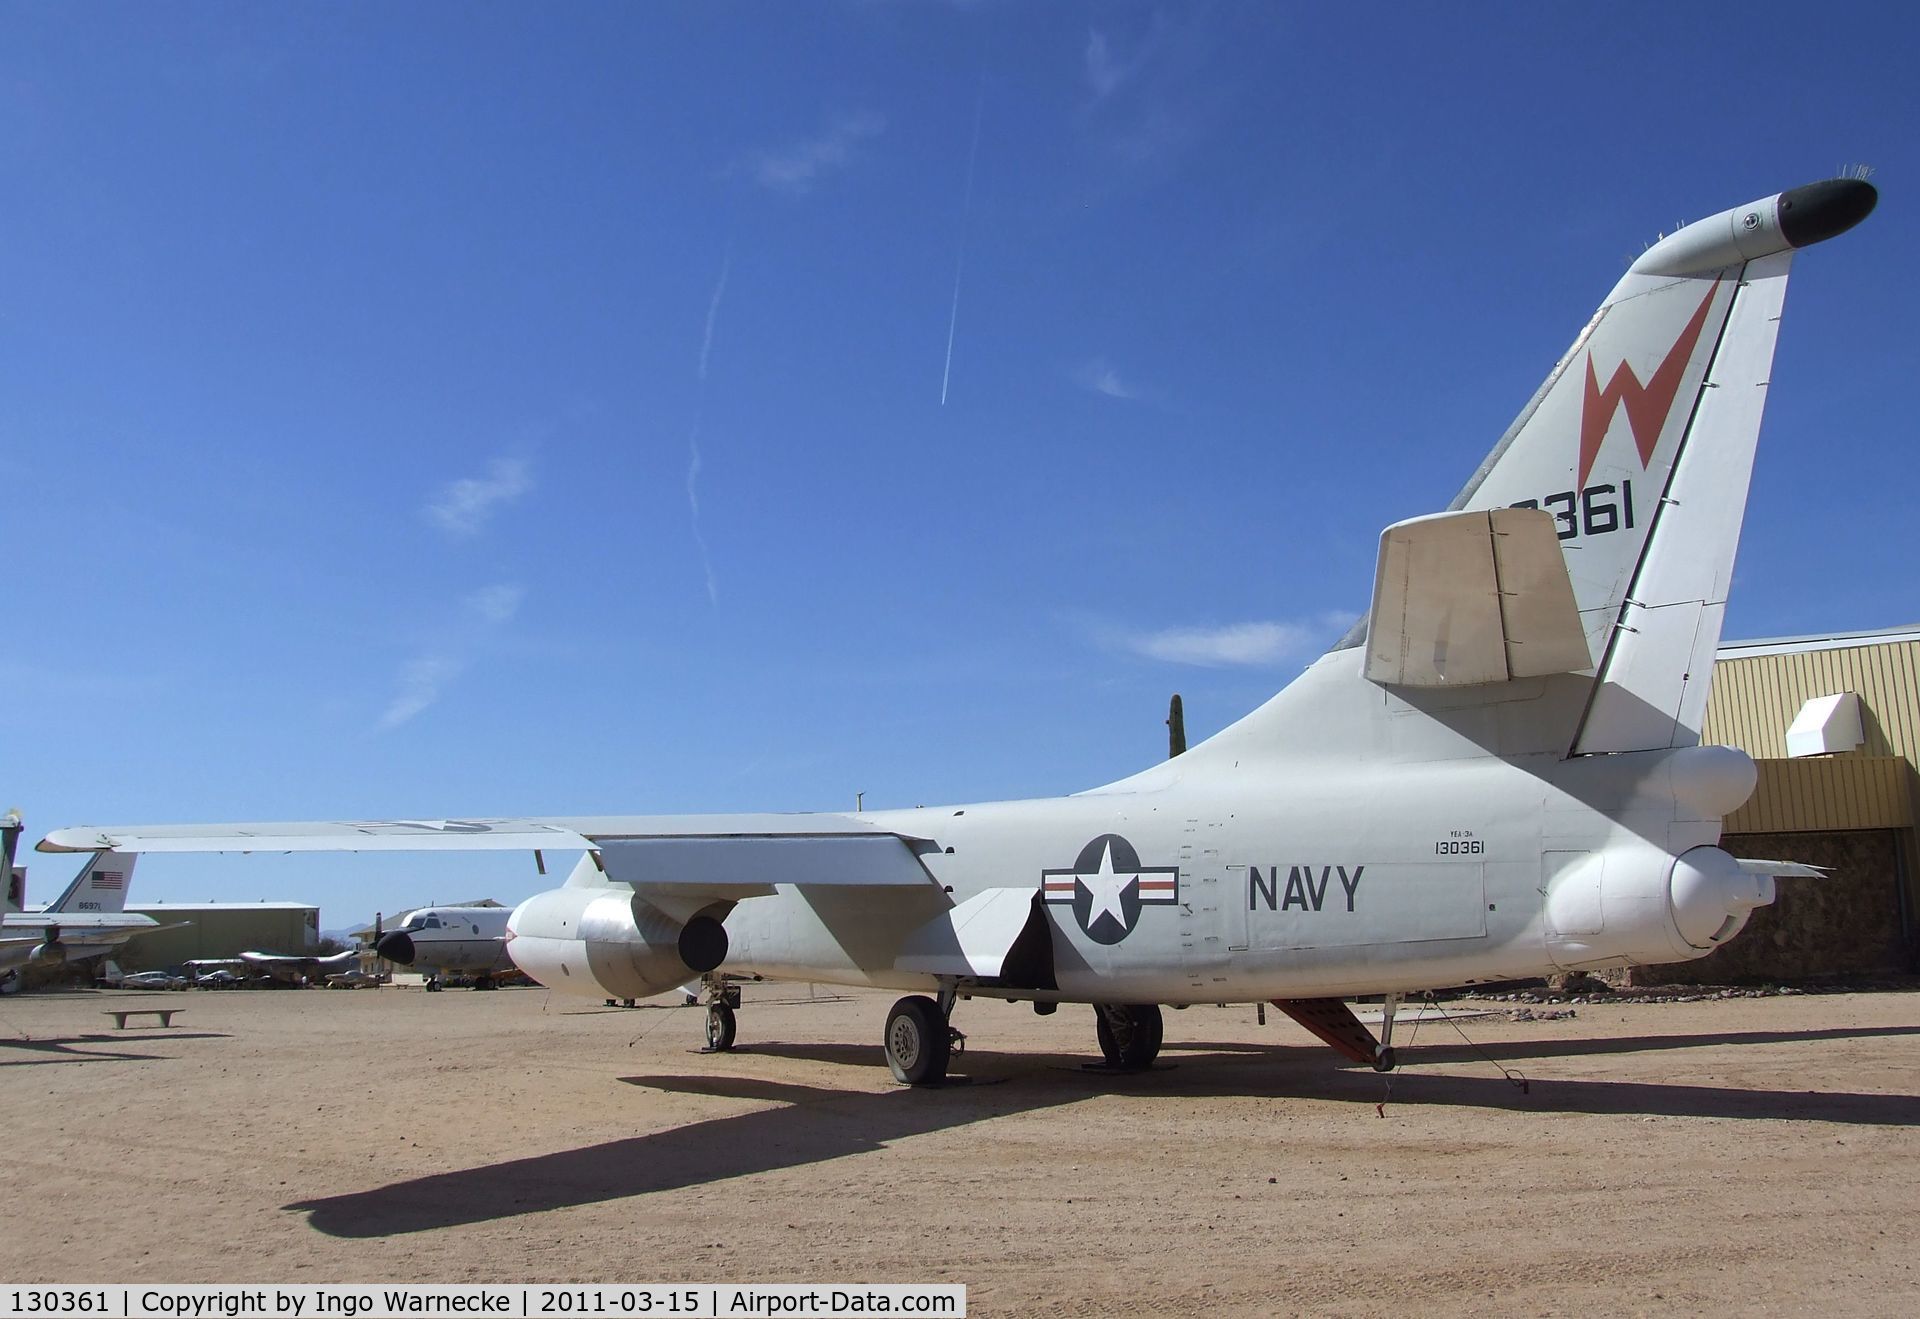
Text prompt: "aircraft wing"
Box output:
[[38, 819, 598, 853], [41, 815, 946, 902], [1363, 507, 1592, 687], [40, 812, 927, 855]]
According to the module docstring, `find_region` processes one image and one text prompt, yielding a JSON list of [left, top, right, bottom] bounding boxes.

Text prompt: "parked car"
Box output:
[[122, 970, 187, 990], [194, 970, 241, 988]]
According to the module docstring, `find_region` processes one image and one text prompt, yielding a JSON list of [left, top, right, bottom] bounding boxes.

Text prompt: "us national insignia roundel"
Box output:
[[1041, 834, 1180, 945]]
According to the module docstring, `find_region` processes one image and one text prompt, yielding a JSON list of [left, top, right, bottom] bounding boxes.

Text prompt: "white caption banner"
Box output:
[[0, 1285, 965, 1319]]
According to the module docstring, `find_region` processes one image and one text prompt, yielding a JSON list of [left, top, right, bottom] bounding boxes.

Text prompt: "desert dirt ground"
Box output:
[[1, 982, 1915, 1317]]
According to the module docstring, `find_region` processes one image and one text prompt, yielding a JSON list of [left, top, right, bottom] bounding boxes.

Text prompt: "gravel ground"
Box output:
[[2, 982, 1915, 1317]]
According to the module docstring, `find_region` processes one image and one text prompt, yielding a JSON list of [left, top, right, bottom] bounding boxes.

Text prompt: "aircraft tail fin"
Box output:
[[3, 810, 21, 914], [1102, 181, 1876, 784], [1423, 179, 1875, 753], [44, 850, 139, 915]]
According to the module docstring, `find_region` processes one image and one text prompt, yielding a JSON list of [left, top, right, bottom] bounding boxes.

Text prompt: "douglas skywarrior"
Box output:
[[44, 178, 1877, 1084]]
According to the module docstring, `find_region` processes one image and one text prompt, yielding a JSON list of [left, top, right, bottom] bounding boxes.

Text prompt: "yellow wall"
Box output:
[[1704, 637, 1920, 759], [1703, 635, 1918, 960]]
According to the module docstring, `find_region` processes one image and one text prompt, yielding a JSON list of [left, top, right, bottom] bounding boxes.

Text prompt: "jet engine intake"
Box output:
[[29, 938, 67, 968], [507, 887, 728, 1000]]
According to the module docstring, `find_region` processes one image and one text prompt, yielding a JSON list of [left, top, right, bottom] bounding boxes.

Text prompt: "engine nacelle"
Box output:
[[29, 939, 67, 968], [1545, 844, 1775, 970], [506, 886, 728, 1000]]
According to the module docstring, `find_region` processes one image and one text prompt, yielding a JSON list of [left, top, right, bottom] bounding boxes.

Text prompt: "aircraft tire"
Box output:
[[705, 1002, 737, 1051], [1372, 1046, 1397, 1073], [1095, 1009, 1120, 1066], [883, 995, 949, 1086], [1139, 1004, 1164, 1065], [1094, 1004, 1161, 1070]]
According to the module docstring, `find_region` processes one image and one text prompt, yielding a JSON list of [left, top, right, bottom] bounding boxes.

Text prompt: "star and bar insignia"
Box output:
[[1042, 834, 1179, 945]]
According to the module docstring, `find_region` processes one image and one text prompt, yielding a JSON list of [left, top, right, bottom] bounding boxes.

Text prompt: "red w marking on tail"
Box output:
[[1577, 282, 1720, 487]]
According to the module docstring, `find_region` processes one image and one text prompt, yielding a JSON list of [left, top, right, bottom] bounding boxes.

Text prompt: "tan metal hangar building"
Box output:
[[120, 901, 320, 972], [1656, 625, 1920, 981]]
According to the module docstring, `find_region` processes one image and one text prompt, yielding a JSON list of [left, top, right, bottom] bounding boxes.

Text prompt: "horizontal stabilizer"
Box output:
[[1734, 857, 1827, 880], [1363, 507, 1589, 687]]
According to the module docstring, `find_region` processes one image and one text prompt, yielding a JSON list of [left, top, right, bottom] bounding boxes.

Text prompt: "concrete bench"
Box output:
[[105, 1008, 183, 1030]]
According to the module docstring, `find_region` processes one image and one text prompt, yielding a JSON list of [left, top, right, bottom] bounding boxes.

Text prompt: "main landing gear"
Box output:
[[701, 979, 742, 1053], [1092, 1003, 1163, 1071], [883, 986, 966, 1086]]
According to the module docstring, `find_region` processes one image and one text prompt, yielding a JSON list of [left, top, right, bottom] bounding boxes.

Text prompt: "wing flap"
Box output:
[[1363, 507, 1589, 687], [597, 834, 939, 897]]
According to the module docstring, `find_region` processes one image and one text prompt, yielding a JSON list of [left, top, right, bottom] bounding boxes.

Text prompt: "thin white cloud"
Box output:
[[378, 583, 524, 729], [424, 457, 532, 537], [748, 111, 886, 193], [1118, 615, 1357, 668], [466, 583, 525, 625], [1085, 30, 1130, 101], [379, 655, 463, 729], [1073, 357, 1139, 400]]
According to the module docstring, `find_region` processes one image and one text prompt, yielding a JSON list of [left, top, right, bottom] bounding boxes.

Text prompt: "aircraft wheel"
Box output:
[[883, 995, 950, 1086], [1372, 1046, 1398, 1073], [1094, 1004, 1161, 1070], [705, 1002, 737, 1052], [1095, 1008, 1121, 1066], [1139, 1004, 1164, 1066], [0, 973, 18, 996]]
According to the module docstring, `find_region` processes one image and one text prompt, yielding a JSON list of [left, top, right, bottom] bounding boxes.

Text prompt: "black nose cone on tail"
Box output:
[[375, 931, 416, 965], [1779, 179, 1878, 249]]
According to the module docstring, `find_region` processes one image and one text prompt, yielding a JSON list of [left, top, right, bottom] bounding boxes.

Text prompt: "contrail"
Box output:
[[698, 249, 731, 382], [940, 77, 987, 406], [687, 248, 731, 605]]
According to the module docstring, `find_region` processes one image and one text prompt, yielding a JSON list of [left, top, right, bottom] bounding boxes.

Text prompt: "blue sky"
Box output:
[[4, 3, 1915, 929]]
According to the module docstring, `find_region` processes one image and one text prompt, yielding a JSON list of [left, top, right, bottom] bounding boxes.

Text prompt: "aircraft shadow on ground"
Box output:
[[1397, 1023, 1920, 1065], [289, 1031, 1920, 1238], [0, 1031, 227, 1065]]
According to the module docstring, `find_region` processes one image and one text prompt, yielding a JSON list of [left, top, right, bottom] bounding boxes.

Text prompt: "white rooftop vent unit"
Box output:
[[1785, 692, 1864, 758]]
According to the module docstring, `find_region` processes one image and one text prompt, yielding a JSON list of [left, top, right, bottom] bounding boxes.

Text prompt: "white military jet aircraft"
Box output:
[[41, 178, 1874, 1083]]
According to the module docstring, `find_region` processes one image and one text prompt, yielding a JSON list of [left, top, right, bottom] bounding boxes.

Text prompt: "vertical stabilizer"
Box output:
[[2, 810, 21, 913], [1092, 180, 1873, 785], [44, 850, 139, 915], [1437, 180, 1874, 755]]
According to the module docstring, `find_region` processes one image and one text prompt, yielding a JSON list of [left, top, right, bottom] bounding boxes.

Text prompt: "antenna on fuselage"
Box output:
[[1167, 695, 1186, 759]]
